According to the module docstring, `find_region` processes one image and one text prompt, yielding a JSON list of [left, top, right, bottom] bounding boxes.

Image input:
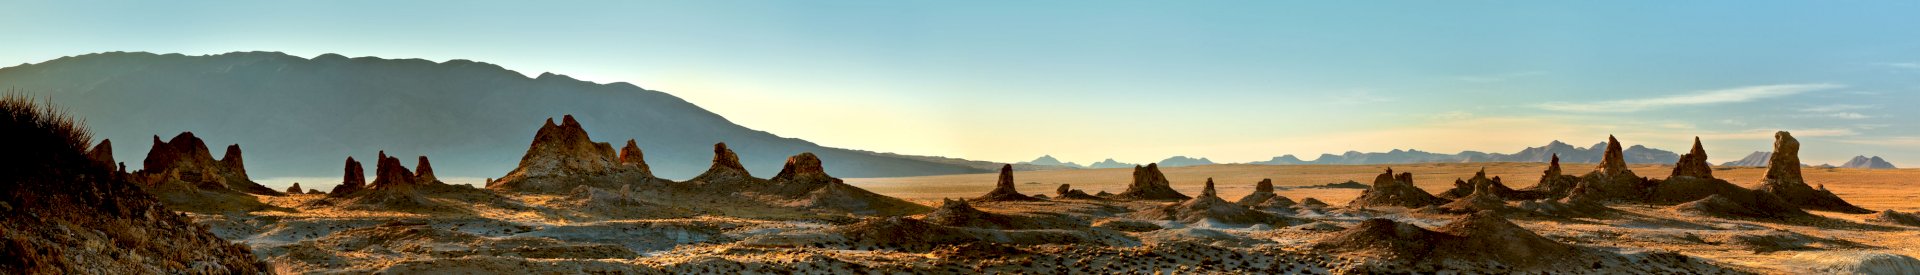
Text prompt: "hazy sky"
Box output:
[[4, 1, 1919, 166]]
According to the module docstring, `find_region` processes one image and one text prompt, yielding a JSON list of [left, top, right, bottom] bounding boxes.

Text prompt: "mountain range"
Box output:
[[0, 52, 989, 180], [1248, 140, 1680, 165]]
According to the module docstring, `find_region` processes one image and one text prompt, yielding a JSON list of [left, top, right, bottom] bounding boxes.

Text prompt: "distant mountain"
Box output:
[[1088, 158, 1135, 169], [0, 51, 989, 180], [1157, 156, 1215, 167], [1016, 155, 1084, 169], [1249, 155, 1308, 165], [1840, 156, 1898, 169], [1721, 152, 1772, 167], [1251, 140, 1680, 165]]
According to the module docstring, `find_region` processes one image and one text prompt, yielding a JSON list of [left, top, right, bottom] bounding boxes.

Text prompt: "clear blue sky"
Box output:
[[4, 1, 1918, 165]]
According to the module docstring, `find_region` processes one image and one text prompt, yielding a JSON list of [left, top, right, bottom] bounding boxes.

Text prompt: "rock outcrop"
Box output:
[[688, 142, 754, 184], [1235, 179, 1280, 206], [1439, 169, 1527, 200], [0, 96, 263, 273], [1670, 137, 1714, 179], [1312, 211, 1586, 271], [328, 157, 366, 197], [762, 152, 932, 216], [1752, 131, 1873, 214], [488, 115, 658, 193], [1868, 210, 1920, 227], [1348, 168, 1448, 208], [85, 139, 114, 170], [415, 156, 436, 184], [1517, 154, 1580, 199], [1567, 136, 1654, 202], [1434, 175, 1520, 214], [131, 132, 281, 196], [1112, 164, 1190, 201], [924, 199, 1083, 230], [1137, 178, 1295, 226], [1669, 194, 1809, 219], [1053, 184, 1104, 200], [973, 165, 1041, 202], [286, 183, 303, 194]]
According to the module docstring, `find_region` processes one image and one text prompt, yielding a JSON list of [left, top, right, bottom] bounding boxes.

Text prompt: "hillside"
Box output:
[[0, 52, 987, 181], [1250, 140, 1679, 165]]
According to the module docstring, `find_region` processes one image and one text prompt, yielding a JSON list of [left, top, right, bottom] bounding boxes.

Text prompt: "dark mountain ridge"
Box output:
[[1251, 140, 1680, 165], [0, 51, 987, 181]]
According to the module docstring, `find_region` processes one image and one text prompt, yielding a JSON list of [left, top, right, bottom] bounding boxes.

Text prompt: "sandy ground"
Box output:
[[848, 163, 1920, 212]]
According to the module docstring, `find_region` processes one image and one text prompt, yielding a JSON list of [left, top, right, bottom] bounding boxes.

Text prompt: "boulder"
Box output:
[[1752, 131, 1873, 214], [1112, 163, 1190, 200]]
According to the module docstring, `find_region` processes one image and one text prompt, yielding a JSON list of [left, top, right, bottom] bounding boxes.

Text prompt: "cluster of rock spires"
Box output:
[[0, 96, 263, 273], [1312, 211, 1586, 271], [130, 132, 281, 196], [1348, 168, 1447, 208], [487, 115, 656, 194], [480, 115, 927, 217], [1136, 178, 1296, 225], [1112, 164, 1190, 200]]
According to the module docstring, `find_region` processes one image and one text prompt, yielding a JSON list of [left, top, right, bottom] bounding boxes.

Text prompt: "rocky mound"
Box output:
[[1751, 131, 1872, 214], [286, 182, 303, 194], [1670, 194, 1809, 219], [0, 95, 263, 273], [126, 132, 278, 212], [765, 152, 931, 216], [488, 115, 658, 193], [1112, 164, 1190, 200], [1439, 169, 1535, 200], [553, 185, 692, 220], [1254, 195, 1299, 210], [1298, 197, 1330, 208], [1234, 179, 1279, 206], [1053, 184, 1104, 200], [1515, 154, 1580, 199], [1646, 137, 1811, 219], [923, 199, 1084, 230], [1867, 210, 1920, 227], [1434, 176, 1519, 214], [315, 153, 512, 213], [1348, 168, 1449, 208], [1312, 211, 1585, 271], [1567, 136, 1656, 202], [1136, 178, 1294, 226], [973, 164, 1040, 202]]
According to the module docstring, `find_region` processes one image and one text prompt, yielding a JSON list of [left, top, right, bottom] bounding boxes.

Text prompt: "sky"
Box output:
[[3, 1, 1919, 166]]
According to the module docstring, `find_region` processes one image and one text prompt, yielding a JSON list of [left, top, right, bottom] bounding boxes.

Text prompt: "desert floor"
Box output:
[[849, 162, 1920, 212]]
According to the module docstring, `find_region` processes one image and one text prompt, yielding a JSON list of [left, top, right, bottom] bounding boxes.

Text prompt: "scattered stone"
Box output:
[[1111, 164, 1190, 200], [1752, 131, 1873, 214]]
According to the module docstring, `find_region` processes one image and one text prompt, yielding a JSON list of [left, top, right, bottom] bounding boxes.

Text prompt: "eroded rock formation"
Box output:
[[328, 157, 366, 197], [1670, 137, 1714, 179], [1517, 154, 1580, 199], [286, 183, 303, 194], [763, 152, 932, 216], [1567, 136, 1654, 202], [689, 142, 753, 184], [1439, 169, 1527, 200], [1348, 168, 1448, 208], [1235, 179, 1279, 206], [132, 132, 281, 196], [1312, 211, 1586, 271], [924, 199, 1083, 230], [1752, 131, 1873, 214], [1112, 164, 1190, 200], [1053, 184, 1104, 200], [973, 165, 1040, 202], [489, 115, 657, 193], [1137, 178, 1295, 226]]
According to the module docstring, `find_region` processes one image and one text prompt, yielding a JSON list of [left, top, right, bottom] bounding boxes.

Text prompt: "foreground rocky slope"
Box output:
[[0, 96, 262, 274]]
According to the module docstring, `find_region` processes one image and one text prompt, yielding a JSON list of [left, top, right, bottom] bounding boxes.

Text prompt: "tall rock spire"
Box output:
[[1597, 135, 1629, 175], [1670, 137, 1714, 179], [973, 164, 1039, 202]]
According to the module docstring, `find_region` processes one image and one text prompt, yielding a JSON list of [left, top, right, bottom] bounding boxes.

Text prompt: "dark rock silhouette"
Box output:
[[689, 142, 754, 184], [1752, 131, 1873, 214], [286, 182, 303, 194], [974, 165, 1040, 202], [86, 139, 114, 169], [328, 157, 366, 197], [1670, 137, 1715, 179], [1112, 164, 1190, 200], [1348, 168, 1448, 208], [0, 95, 263, 273], [1053, 184, 1104, 200], [415, 156, 436, 184], [618, 139, 650, 174], [753, 152, 932, 216], [132, 132, 282, 196]]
